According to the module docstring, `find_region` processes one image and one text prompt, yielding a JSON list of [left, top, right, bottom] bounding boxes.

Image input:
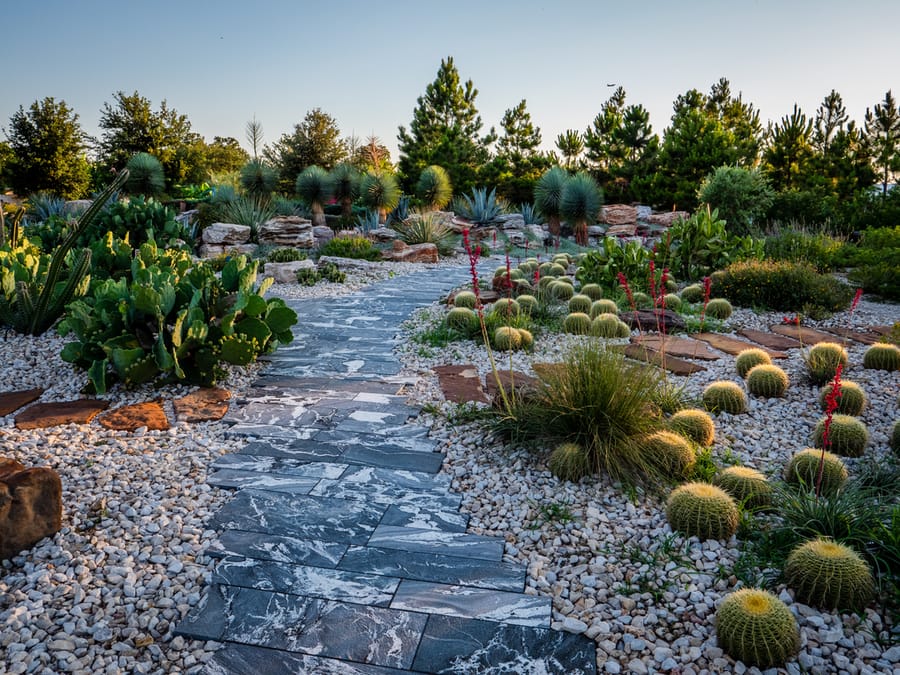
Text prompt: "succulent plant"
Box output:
[[813, 414, 868, 457], [563, 312, 593, 335], [862, 343, 900, 371], [517, 328, 534, 350], [491, 297, 521, 317], [631, 291, 652, 309], [579, 283, 603, 300], [446, 307, 478, 332], [590, 299, 620, 318], [665, 278, 678, 293], [784, 448, 848, 492], [556, 275, 574, 286], [735, 348, 772, 378], [568, 294, 593, 314], [453, 290, 477, 309], [661, 293, 681, 311], [550, 281, 575, 300], [416, 165, 453, 210], [666, 482, 739, 540], [539, 262, 555, 277], [516, 294, 538, 314], [784, 538, 875, 611], [548, 442, 592, 481], [702, 381, 748, 415], [669, 409, 716, 447], [891, 420, 900, 454], [549, 263, 568, 277], [240, 158, 278, 198], [705, 298, 733, 320], [680, 283, 704, 303], [643, 430, 697, 478], [592, 314, 630, 339], [818, 380, 866, 416], [713, 466, 772, 509], [806, 342, 849, 385], [494, 326, 522, 351], [715, 589, 800, 668], [746, 364, 789, 398], [360, 172, 401, 223]]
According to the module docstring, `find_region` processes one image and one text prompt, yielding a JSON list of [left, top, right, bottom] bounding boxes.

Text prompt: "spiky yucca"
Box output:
[[746, 364, 789, 398], [813, 414, 868, 457], [592, 314, 630, 338], [642, 430, 697, 478], [862, 343, 900, 371], [360, 172, 401, 222], [493, 326, 522, 351], [125, 152, 164, 196], [715, 589, 800, 668], [590, 299, 619, 318], [806, 342, 848, 386], [666, 482, 739, 540], [669, 409, 715, 447], [548, 442, 592, 481], [818, 380, 866, 416], [784, 448, 848, 493], [680, 283, 704, 303], [563, 312, 592, 335], [713, 466, 772, 509], [296, 165, 334, 228], [579, 283, 603, 300], [534, 166, 568, 238], [516, 294, 538, 314], [453, 290, 477, 309], [240, 158, 278, 198], [416, 165, 453, 210], [702, 381, 748, 414], [784, 539, 875, 611], [736, 348, 772, 378], [446, 307, 477, 332], [568, 294, 593, 314], [705, 298, 733, 320], [560, 171, 601, 246]]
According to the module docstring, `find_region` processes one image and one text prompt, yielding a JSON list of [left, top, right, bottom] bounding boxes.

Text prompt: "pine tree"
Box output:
[[265, 108, 348, 192], [865, 90, 900, 196], [556, 130, 584, 170], [483, 99, 551, 203], [763, 104, 815, 192], [811, 91, 874, 199]]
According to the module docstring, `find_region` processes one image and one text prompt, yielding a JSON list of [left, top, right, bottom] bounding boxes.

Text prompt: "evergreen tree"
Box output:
[[584, 86, 627, 182], [811, 91, 874, 199], [483, 99, 551, 203], [6, 97, 91, 199], [496, 99, 542, 158], [265, 108, 348, 192], [865, 90, 900, 196], [397, 56, 494, 194], [763, 104, 815, 192], [350, 135, 393, 175], [611, 104, 659, 202], [556, 130, 584, 170], [706, 77, 762, 165]]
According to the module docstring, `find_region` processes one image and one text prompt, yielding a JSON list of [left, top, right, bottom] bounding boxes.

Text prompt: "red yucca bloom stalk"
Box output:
[[462, 229, 483, 314], [849, 288, 862, 322], [815, 363, 843, 498], [699, 276, 712, 330], [648, 260, 658, 306], [618, 272, 642, 335]]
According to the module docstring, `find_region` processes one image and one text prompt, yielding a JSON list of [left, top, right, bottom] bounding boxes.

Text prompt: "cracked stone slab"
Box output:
[[252, 376, 402, 395], [336, 466, 452, 494], [0, 388, 43, 417], [224, 423, 321, 441], [379, 503, 468, 532], [222, 402, 340, 428], [692, 333, 787, 358], [206, 643, 415, 674], [15, 399, 110, 429], [737, 328, 800, 350], [769, 323, 847, 345], [206, 469, 320, 493], [239, 440, 345, 463], [208, 530, 347, 568], [211, 454, 347, 479], [173, 387, 231, 422], [367, 525, 504, 561], [310, 479, 460, 513], [97, 400, 169, 431]]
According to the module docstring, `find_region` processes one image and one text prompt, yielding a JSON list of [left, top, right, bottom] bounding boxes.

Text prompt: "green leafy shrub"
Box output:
[[669, 409, 715, 447], [563, 312, 592, 335], [813, 414, 868, 457], [85, 197, 188, 250], [125, 153, 165, 197], [715, 589, 799, 668], [698, 166, 774, 236], [784, 448, 848, 493], [319, 236, 381, 261], [267, 247, 307, 263], [746, 364, 789, 398], [819, 381, 866, 416], [837, 226, 900, 301], [318, 261, 346, 284], [577, 237, 650, 290], [548, 442, 591, 482], [763, 227, 843, 272], [666, 482, 739, 540], [805, 342, 848, 385], [784, 538, 875, 611], [710, 260, 853, 315], [862, 343, 900, 371], [416, 165, 453, 210], [702, 381, 747, 414], [713, 466, 772, 509], [735, 348, 771, 378]]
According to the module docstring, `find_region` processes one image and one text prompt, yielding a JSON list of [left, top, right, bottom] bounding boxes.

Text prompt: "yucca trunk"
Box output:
[[575, 219, 588, 246]]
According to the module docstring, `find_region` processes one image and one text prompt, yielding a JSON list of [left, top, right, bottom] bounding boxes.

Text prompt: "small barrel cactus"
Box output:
[[666, 482, 739, 540], [661, 293, 681, 311], [643, 430, 697, 478], [812, 414, 868, 457], [579, 283, 603, 300], [680, 283, 704, 303], [537, 276, 555, 292], [556, 276, 574, 286], [592, 314, 630, 339], [563, 312, 593, 335], [493, 326, 522, 351], [491, 297, 520, 316], [516, 294, 538, 314], [669, 408, 715, 447], [818, 380, 866, 416], [806, 342, 849, 385], [862, 343, 900, 371], [746, 364, 789, 398], [590, 299, 619, 318], [538, 262, 555, 277], [453, 290, 477, 309], [702, 381, 748, 415], [548, 442, 592, 481], [513, 279, 533, 295], [784, 538, 875, 612], [735, 348, 772, 378], [715, 589, 800, 669], [493, 266, 508, 278], [631, 291, 652, 309], [550, 281, 575, 300], [446, 307, 478, 332], [517, 328, 534, 350], [713, 466, 772, 509], [549, 263, 567, 277], [665, 278, 678, 293], [568, 294, 593, 314], [784, 448, 848, 493], [891, 420, 900, 453], [705, 298, 733, 320]]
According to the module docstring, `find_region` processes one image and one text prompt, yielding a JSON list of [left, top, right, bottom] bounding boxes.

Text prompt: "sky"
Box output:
[[2, 0, 899, 162]]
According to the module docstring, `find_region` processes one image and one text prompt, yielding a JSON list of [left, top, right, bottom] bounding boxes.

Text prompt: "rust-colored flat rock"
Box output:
[[15, 400, 110, 430], [632, 335, 722, 360], [693, 333, 787, 358], [617, 344, 706, 375], [737, 329, 800, 350], [433, 365, 489, 404], [869, 325, 895, 336], [0, 388, 44, 417], [173, 388, 232, 422], [819, 327, 882, 345], [98, 400, 169, 431], [484, 370, 540, 401], [532, 362, 567, 380], [0, 464, 63, 561], [769, 324, 847, 345], [0, 458, 26, 479]]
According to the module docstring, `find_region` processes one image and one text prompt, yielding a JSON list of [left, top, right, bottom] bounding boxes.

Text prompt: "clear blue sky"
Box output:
[[3, 0, 898, 161]]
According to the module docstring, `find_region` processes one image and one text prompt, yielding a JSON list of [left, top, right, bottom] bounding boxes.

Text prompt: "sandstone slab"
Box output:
[[98, 400, 169, 431], [692, 333, 786, 358], [484, 370, 540, 402], [737, 329, 800, 350], [632, 335, 722, 360], [647, 211, 689, 227], [261, 260, 316, 284], [769, 324, 845, 346], [15, 400, 110, 429], [0, 388, 44, 417], [819, 327, 882, 345], [0, 462, 63, 560], [383, 242, 439, 264], [433, 365, 489, 404], [617, 345, 706, 375], [202, 223, 252, 245], [600, 204, 638, 225], [174, 388, 232, 422], [257, 216, 314, 248]]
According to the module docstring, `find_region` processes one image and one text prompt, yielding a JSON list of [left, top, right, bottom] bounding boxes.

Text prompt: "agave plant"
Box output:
[[561, 172, 602, 246], [240, 159, 278, 199], [355, 209, 381, 234], [451, 187, 506, 226], [329, 163, 360, 223], [386, 195, 411, 226], [360, 172, 401, 224], [416, 165, 453, 210], [534, 166, 569, 239], [125, 152, 165, 197], [519, 202, 538, 225], [27, 192, 67, 222], [295, 165, 334, 228]]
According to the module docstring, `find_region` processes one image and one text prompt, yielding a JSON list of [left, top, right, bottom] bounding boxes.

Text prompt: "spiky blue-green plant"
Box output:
[[330, 163, 360, 222], [296, 165, 334, 228], [534, 166, 568, 239], [240, 159, 278, 198], [452, 187, 505, 226], [561, 172, 602, 246], [125, 153, 164, 197], [360, 172, 401, 224], [416, 165, 453, 210]]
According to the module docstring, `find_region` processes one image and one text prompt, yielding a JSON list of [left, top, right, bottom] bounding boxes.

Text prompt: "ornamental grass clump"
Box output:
[[563, 312, 592, 335], [805, 342, 848, 385], [669, 409, 715, 447], [453, 290, 477, 309], [590, 299, 619, 318], [735, 348, 772, 378], [702, 381, 748, 414], [784, 448, 848, 493], [713, 466, 772, 509], [813, 414, 868, 457], [819, 380, 866, 416], [715, 589, 800, 669], [784, 538, 875, 612], [704, 298, 733, 320], [862, 342, 900, 371], [548, 442, 592, 481], [568, 294, 593, 314], [746, 364, 789, 398], [665, 482, 739, 540]]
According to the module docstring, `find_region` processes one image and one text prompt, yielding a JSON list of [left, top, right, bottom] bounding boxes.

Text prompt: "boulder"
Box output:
[[313, 225, 335, 247], [587, 225, 605, 237], [198, 243, 258, 259], [636, 205, 652, 221], [527, 224, 548, 240], [257, 216, 314, 248], [620, 309, 686, 332], [382, 242, 439, 263], [506, 231, 527, 247], [261, 259, 316, 284], [317, 255, 384, 273], [647, 211, 689, 227], [424, 211, 455, 228], [369, 227, 399, 242], [202, 222, 251, 245], [495, 213, 526, 230], [0, 459, 63, 560], [600, 204, 638, 225], [606, 224, 638, 237]]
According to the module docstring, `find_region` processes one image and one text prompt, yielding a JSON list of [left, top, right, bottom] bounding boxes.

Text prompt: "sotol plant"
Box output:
[[715, 589, 799, 668], [125, 152, 165, 197], [416, 165, 453, 210]]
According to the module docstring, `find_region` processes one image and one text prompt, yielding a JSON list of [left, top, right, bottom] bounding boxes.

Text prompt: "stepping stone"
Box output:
[[212, 454, 347, 479], [632, 335, 722, 360], [412, 614, 598, 674], [208, 644, 413, 675], [336, 466, 452, 495], [379, 503, 469, 532], [770, 324, 847, 345], [692, 333, 787, 358], [176, 585, 428, 670], [819, 327, 882, 345], [206, 469, 319, 493], [532, 362, 566, 380], [338, 545, 524, 592], [870, 325, 894, 336], [208, 530, 347, 568], [98, 400, 169, 431], [483, 370, 540, 401], [172, 387, 230, 422], [368, 525, 503, 561], [15, 399, 110, 430], [433, 364, 490, 404], [253, 376, 402, 396], [0, 388, 43, 417], [225, 423, 320, 442], [212, 556, 400, 607], [617, 345, 705, 375], [390, 579, 550, 628], [223, 402, 338, 428], [309, 479, 461, 513], [239, 439, 345, 463], [737, 328, 800, 350]]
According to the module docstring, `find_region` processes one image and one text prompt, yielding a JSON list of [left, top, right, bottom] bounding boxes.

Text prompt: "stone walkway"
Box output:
[[175, 268, 598, 674]]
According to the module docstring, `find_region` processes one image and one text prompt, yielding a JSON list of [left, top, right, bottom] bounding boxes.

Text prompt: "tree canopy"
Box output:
[[264, 108, 347, 192]]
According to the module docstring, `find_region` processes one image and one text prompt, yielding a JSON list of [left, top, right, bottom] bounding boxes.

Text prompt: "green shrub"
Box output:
[[715, 589, 799, 668], [704, 298, 733, 320], [784, 538, 875, 611], [446, 307, 478, 332], [763, 227, 844, 272], [805, 342, 848, 385], [86, 197, 187, 250], [784, 448, 848, 493], [548, 442, 591, 481], [702, 381, 747, 414], [819, 381, 866, 416], [666, 482, 739, 540], [591, 314, 630, 338], [862, 343, 900, 371], [669, 409, 715, 447], [576, 237, 650, 290], [698, 166, 774, 236], [568, 294, 592, 314], [642, 430, 697, 479], [579, 283, 603, 300], [840, 226, 900, 301], [735, 348, 771, 378], [714, 466, 772, 509], [453, 290, 477, 309], [813, 414, 868, 457], [746, 364, 789, 398], [680, 283, 704, 303], [563, 312, 592, 335], [319, 236, 381, 261], [590, 299, 619, 318], [267, 247, 307, 263]]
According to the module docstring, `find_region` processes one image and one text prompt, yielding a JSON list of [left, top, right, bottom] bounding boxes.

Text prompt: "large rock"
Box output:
[[261, 259, 316, 284], [647, 211, 689, 227], [0, 459, 62, 560], [636, 205, 652, 221], [198, 243, 258, 259], [424, 211, 455, 228], [257, 216, 314, 248], [382, 241, 439, 263], [317, 255, 384, 273], [201, 222, 252, 245], [313, 226, 334, 247], [495, 213, 526, 230], [600, 204, 638, 225], [620, 309, 686, 332], [369, 227, 399, 242]]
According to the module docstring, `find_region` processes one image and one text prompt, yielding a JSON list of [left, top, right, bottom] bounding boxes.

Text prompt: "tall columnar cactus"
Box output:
[[666, 482, 739, 540], [713, 466, 772, 509], [746, 364, 789, 398], [669, 409, 716, 447], [784, 538, 875, 611], [819, 380, 867, 416], [813, 414, 869, 457], [715, 589, 800, 668], [784, 448, 848, 493], [862, 343, 900, 371], [702, 381, 748, 415], [735, 348, 772, 378]]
